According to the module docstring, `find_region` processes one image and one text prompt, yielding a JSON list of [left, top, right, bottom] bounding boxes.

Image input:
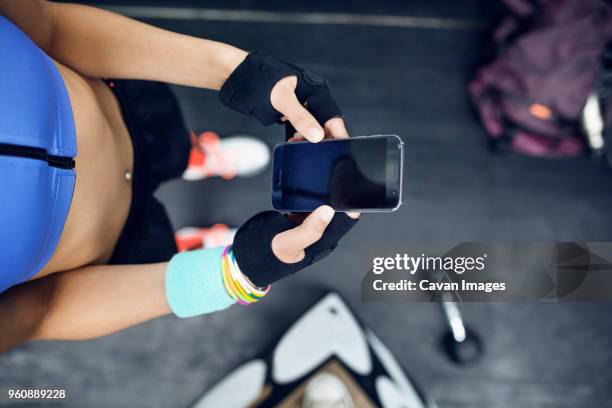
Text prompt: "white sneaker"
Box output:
[[175, 224, 237, 252], [182, 131, 270, 180], [302, 373, 354, 408]]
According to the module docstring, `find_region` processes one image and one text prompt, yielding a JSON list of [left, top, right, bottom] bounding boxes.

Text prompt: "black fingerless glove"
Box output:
[[232, 211, 358, 287], [219, 51, 342, 139]]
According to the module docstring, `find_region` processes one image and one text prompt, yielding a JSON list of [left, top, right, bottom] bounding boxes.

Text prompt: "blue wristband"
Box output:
[[165, 246, 235, 318]]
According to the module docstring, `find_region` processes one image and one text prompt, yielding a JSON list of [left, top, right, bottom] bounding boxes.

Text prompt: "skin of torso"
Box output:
[[34, 60, 134, 278]]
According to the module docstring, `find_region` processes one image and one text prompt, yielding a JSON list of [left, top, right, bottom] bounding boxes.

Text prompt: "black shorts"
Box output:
[[106, 80, 190, 265]]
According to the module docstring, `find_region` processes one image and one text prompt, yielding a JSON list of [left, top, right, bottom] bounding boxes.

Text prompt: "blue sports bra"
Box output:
[[0, 17, 77, 293]]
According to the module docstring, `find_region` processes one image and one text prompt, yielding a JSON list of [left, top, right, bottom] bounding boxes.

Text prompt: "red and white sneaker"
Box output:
[[182, 131, 270, 180], [175, 224, 237, 252]]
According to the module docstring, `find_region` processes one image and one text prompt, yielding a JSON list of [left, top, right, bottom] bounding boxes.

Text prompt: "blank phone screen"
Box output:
[[272, 136, 400, 211]]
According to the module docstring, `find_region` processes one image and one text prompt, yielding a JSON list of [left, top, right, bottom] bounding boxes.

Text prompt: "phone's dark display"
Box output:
[[273, 138, 394, 210]]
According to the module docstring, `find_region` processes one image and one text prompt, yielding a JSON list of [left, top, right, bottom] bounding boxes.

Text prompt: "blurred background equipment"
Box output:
[[469, 0, 612, 158], [593, 43, 612, 168], [439, 295, 484, 365], [191, 293, 433, 408]]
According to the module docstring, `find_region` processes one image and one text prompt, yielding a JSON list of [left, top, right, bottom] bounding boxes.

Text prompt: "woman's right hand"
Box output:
[[232, 206, 358, 287], [271, 206, 335, 263]]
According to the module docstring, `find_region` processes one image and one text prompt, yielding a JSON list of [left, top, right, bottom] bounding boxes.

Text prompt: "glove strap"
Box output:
[[219, 51, 294, 125]]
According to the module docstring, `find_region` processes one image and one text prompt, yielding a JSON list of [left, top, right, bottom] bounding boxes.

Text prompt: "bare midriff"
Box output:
[[33, 60, 134, 279]]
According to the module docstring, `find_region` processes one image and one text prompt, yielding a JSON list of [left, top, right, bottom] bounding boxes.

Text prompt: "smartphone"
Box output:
[[272, 134, 403, 212]]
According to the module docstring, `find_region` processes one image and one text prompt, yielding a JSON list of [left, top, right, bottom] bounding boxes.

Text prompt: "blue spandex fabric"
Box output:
[[0, 17, 77, 293]]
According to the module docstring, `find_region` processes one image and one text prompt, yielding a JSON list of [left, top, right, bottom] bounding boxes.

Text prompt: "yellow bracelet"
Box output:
[[221, 245, 270, 305]]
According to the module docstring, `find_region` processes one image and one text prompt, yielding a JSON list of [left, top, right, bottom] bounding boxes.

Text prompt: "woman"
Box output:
[[0, 1, 358, 352]]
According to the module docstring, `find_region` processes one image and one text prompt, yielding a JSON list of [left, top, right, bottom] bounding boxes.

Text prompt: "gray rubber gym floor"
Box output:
[[2, 1, 612, 407]]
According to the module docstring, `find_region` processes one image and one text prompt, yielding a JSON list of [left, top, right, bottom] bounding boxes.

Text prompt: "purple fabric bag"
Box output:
[[469, 0, 612, 157]]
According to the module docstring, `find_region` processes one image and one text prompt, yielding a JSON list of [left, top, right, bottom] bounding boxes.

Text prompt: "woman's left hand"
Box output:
[[270, 76, 348, 142], [219, 51, 346, 143]]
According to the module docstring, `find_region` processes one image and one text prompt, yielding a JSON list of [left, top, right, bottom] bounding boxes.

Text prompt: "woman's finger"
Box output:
[[324, 117, 349, 139], [271, 206, 334, 263], [271, 77, 325, 142]]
